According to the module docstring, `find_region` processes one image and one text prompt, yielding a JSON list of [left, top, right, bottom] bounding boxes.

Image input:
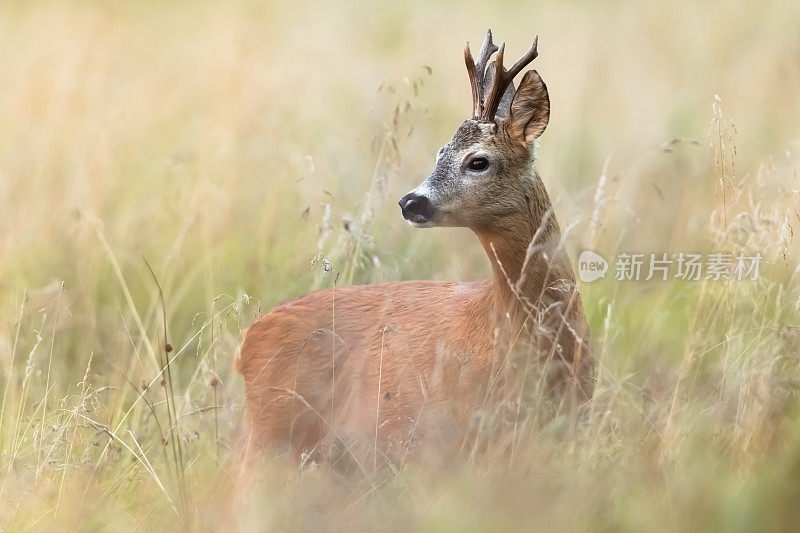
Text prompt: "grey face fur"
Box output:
[[406, 119, 534, 229]]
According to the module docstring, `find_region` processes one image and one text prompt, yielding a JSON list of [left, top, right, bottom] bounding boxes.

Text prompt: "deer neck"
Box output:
[[474, 177, 575, 330]]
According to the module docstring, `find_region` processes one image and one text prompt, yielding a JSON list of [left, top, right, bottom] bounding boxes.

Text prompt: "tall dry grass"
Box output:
[[1, 0, 800, 530]]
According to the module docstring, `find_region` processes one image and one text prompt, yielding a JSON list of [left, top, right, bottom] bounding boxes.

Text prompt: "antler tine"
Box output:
[[483, 42, 506, 121], [465, 30, 499, 119], [474, 30, 498, 84], [464, 42, 480, 119], [506, 36, 539, 80]]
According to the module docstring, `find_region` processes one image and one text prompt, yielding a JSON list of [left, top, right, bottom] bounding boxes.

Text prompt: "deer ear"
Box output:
[[506, 70, 549, 145]]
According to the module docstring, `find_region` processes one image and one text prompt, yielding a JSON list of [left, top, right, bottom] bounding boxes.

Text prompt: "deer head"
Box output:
[[399, 30, 550, 231]]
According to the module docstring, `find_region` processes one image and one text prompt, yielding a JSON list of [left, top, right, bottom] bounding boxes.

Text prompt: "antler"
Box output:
[[464, 31, 539, 121], [464, 30, 498, 119]]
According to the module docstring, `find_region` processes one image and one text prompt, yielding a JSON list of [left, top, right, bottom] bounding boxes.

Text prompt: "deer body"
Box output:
[[238, 280, 494, 458], [237, 31, 593, 460]]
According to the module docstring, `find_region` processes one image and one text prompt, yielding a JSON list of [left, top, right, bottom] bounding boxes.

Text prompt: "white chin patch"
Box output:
[[407, 220, 435, 228]]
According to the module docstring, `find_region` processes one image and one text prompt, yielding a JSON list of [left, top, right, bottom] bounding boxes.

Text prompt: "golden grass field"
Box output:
[[1, 0, 800, 530]]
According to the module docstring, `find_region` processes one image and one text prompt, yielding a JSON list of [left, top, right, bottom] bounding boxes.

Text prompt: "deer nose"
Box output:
[[398, 192, 434, 223]]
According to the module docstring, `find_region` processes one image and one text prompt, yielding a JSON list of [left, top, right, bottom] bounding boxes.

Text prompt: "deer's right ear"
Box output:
[[506, 70, 550, 146]]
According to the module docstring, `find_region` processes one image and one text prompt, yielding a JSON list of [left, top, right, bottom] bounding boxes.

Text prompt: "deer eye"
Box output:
[[467, 157, 489, 172]]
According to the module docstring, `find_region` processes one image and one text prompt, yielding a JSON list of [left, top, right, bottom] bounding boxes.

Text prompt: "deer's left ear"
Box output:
[[506, 70, 549, 145]]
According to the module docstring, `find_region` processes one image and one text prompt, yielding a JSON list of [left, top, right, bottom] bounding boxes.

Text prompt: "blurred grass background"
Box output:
[[1, 0, 800, 530]]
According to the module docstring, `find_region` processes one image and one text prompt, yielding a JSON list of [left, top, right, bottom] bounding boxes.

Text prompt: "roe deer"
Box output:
[[237, 30, 594, 461]]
